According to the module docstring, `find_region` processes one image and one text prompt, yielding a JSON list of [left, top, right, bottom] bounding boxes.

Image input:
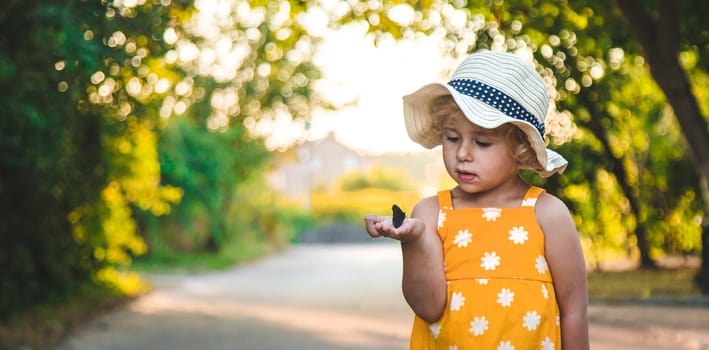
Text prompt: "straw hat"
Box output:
[[403, 51, 568, 177]]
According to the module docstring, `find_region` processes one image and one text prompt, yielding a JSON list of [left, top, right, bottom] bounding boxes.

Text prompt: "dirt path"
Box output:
[[55, 243, 709, 350]]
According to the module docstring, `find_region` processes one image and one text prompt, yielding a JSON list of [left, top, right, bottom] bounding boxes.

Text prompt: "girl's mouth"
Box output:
[[457, 170, 477, 182]]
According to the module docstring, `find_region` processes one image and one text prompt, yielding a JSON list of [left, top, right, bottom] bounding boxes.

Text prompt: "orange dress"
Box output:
[[410, 187, 561, 350]]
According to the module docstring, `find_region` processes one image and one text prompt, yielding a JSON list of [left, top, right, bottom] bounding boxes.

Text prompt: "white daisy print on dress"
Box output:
[[535, 255, 548, 274], [469, 316, 489, 336], [540, 336, 554, 350], [521, 197, 537, 207], [508, 226, 528, 245], [476, 278, 489, 285], [453, 229, 473, 247], [522, 311, 541, 331], [497, 341, 515, 350], [481, 252, 501, 271], [450, 291, 465, 311], [448, 346, 458, 350], [482, 208, 502, 221], [541, 284, 549, 299], [429, 322, 441, 339], [437, 210, 447, 228], [496, 288, 515, 307]]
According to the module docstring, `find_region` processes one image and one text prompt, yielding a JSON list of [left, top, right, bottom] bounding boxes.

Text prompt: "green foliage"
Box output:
[[139, 116, 269, 253], [136, 174, 315, 270], [339, 0, 706, 267], [135, 0, 326, 255], [0, 0, 191, 316], [3, 0, 707, 320], [1, 0, 330, 316], [230, 181, 316, 247], [1, 1, 108, 315]]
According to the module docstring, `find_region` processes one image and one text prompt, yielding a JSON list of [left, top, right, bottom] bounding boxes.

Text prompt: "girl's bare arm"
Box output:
[[537, 193, 590, 350], [364, 196, 447, 323]]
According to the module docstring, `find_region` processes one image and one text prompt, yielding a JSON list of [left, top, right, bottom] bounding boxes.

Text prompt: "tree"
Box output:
[[0, 1, 106, 313], [0, 0, 191, 315], [1, 0, 341, 312], [3, 0, 706, 318], [613, 0, 709, 291], [330, 0, 707, 280], [1, 0, 336, 315], [136, 0, 327, 253]]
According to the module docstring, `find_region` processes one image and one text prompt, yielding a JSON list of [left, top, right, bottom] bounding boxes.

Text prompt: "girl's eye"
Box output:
[[445, 135, 460, 143], [476, 140, 492, 147]]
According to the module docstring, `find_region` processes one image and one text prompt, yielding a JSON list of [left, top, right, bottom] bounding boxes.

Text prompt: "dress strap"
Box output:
[[437, 190, 453, 210], [521, 186, 545, 207]]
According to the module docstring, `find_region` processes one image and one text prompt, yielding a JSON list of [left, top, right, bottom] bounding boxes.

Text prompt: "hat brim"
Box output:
[[403, 83, 568, 178]]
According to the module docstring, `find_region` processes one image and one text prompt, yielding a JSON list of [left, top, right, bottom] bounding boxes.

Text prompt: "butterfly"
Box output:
[[392, 204, 406, 228]]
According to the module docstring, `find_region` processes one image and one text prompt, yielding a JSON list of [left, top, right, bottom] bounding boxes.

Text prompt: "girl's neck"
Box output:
[[451, 177, 530, 208]]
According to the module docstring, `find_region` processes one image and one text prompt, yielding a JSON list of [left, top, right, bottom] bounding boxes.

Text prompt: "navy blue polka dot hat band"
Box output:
[[402, 51, 568, 177], [447, 78, 546, 137]]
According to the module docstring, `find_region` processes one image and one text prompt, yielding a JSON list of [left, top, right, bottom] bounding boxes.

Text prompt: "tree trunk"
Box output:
[[579, 89, 657, 269], [615, 0, 709, 291], [701, 217, 709, 294]]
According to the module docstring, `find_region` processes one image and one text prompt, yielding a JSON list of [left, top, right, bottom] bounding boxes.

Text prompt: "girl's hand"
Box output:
[[363, 214, 424, 242]]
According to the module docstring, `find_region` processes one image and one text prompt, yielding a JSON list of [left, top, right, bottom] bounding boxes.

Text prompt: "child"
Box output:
[[364, 51, 589, 350]]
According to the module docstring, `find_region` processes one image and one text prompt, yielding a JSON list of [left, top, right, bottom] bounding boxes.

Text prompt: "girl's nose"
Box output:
[[457, 143, 473, 162]]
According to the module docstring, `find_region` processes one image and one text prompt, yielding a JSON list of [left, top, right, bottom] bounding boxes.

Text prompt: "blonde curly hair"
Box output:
[[429, 95, 543, 172]]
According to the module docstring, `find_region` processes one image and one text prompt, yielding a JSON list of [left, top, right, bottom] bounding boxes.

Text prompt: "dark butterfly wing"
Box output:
[[392, 204, 406, 228]]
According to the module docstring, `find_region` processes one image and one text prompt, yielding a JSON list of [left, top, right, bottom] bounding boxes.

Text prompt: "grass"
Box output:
[[132, 237, 276, 274], [132, 250, 252, 274], [587, 267, 701, 301]]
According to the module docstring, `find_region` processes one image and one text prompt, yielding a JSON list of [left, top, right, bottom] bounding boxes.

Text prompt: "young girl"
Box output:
[[364, 51, 589, 349]]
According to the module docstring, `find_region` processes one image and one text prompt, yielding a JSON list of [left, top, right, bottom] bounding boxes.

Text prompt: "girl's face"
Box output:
[[441, 115, 521, 194]]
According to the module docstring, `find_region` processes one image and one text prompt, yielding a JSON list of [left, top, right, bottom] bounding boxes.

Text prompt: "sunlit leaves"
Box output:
[[173, 0, 321, 138], [111, 118, 183, 214], [340, 0, 704, 261], [98, 182, 143, 264]]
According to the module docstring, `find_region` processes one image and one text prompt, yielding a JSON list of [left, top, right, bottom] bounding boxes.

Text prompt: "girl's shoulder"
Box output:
[[534, 191, 576, 236], [410, 195, 442, 229], [412, 194, 440, 213], [535, 191, 571, 219]]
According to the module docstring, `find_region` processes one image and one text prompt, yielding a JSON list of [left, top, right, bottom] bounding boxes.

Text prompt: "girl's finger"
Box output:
[[364, 214, 385, 237]]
